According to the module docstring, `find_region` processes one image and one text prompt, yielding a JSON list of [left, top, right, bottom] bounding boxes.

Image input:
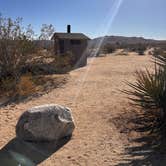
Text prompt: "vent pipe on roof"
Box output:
[[67, 25, 71, 33]]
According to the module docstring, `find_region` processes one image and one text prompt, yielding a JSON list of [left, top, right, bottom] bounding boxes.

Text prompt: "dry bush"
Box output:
[[21, 49, 74, 75], [33, 74, 68, 92], [116, 43, 147, 55], [0, 77, 17, 97], [53, 51, 75, 73], [131, 44, 147, 55], [0, 74, 36, 99], [0, 72, 68, 101], [0, 15, 36, 83], [0, 15, 71, 103], [102, 44, 116, 54], [152, 48, 166, 58], [15, 74, 36, 97]]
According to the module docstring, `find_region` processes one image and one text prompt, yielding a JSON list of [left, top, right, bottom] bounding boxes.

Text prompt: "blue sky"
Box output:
[[0, 0, 166, 39]]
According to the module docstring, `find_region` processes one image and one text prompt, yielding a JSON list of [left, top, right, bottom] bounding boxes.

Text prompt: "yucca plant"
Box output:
[[124, 49, 166, 133]]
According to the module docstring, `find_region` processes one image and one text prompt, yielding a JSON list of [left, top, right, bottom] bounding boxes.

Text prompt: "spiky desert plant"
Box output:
[[124, 50, 166, 132], [153, 48, 166, 67]]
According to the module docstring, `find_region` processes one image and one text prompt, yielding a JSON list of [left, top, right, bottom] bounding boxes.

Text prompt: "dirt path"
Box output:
[[0, 54, 153, 165]]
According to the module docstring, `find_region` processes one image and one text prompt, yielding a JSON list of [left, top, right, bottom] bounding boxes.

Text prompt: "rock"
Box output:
[[16, 104, 75, 142]]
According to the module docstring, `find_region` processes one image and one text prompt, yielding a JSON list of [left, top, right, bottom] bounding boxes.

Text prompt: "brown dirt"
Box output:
[[0, 53, 155, 165]]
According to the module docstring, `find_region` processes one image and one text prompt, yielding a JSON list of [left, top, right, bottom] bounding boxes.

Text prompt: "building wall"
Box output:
[[54, 38, 59, 55], [69, 40, 88, 67], [54, 38, 88, 67]]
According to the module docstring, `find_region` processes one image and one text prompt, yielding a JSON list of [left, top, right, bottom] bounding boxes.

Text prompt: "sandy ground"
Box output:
[[0, 53, 154, 166]]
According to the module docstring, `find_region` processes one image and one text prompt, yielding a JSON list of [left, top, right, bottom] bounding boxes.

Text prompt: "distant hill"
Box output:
[[33, 36, 166, 50], [89, 36, 166, 48]]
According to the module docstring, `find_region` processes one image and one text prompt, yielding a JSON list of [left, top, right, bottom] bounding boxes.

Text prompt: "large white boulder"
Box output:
[[16, 104, 75, 142]]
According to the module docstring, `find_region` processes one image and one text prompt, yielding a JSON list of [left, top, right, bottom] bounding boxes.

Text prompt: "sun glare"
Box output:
[[72, 0, 124, 104]]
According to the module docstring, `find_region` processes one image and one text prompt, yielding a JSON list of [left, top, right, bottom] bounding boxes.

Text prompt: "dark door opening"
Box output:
[[59, 40, 65, 54]]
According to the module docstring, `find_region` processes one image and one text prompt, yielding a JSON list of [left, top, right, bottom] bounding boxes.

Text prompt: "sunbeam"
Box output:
[[72, 0, 124, 104]]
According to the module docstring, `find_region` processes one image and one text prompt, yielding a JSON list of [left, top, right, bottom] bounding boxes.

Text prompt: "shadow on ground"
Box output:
[[0, 136, 71, 166], [115, 112, 166, 166]]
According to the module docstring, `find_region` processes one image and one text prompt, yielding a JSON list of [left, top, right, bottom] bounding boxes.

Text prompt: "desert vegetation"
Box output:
[[90, 42, 148, 57], [102, 44, 116, 54], [125, 48, 166, 134], [0, 15, 73, 102], [125, 43, 147, 55]]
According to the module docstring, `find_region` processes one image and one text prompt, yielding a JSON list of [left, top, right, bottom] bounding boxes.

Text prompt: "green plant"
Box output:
[[103, 44, 116, 54], [0, 15, 36, 83], [137, 44, 147, 55], [153, 48, 166, 63], [124, 52, 166, 132]]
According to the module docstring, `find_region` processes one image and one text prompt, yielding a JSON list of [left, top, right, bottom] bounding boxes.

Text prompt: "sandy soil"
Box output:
[[0, 53, 154, 166]]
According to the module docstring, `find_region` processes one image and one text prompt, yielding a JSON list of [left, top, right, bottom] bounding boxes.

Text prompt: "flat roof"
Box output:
[[52, 33, 90, 40]]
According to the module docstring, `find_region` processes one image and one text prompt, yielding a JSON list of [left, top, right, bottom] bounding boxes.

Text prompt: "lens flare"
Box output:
[[72, 0, 124, 104]]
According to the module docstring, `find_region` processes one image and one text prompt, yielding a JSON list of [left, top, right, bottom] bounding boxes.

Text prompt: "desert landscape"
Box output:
[[0, 1, 166, 165], [1, 51, 160, 166]]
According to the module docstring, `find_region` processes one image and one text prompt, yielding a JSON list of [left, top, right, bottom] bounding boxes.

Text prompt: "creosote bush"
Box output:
[[0, 15, 36, 86], [124, 43, 147, 55], [0, 15, 58, 98], [102, 44, 116, 54]]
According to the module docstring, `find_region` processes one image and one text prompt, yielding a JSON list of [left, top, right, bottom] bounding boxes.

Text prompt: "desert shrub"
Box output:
[[15, 74, 36, 97], [0, 15, 36, 84], [155, 43, 166, 52], [126, 43, 147, 55], [18, 49, 73, 76], [53, 51, 75, 73], [124, 52, 166, 132], [152, 48, 166, 58], [137, 44, 147, 55], [0, 15, 61, 101], [0, 74, 36, 98], [102, 44, 116, 54], [0, 77, 17, 95]]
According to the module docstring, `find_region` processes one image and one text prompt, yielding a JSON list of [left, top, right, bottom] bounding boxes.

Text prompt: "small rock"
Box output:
[[16, 104, 75, 142]]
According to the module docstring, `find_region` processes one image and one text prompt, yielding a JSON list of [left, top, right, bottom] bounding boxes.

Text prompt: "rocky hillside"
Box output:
[[89, 35, 166, 47]]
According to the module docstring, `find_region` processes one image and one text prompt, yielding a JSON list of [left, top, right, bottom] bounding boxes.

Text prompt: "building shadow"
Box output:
[[0, 136, 71, 166], [116, 112, 166, 166]]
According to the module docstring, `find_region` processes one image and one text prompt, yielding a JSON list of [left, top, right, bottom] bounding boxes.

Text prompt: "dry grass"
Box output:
[[0, 73, 69, 105], [15, 74, 36, 97]]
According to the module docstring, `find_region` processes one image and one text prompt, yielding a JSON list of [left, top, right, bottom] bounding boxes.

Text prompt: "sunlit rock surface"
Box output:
[[16, 104, 75, 142]]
